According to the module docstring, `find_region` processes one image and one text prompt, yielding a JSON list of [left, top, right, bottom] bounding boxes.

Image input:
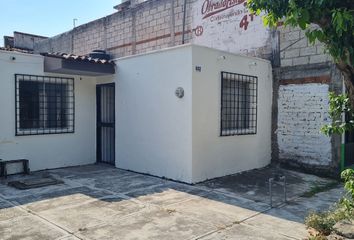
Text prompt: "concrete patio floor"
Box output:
[[0, 164, 344, 240]]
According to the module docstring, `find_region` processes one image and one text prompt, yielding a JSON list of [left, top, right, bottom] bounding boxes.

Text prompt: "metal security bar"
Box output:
[[220, 71, 257, 136], [96, 83, 115, 165], [15, 74, 75, 136]]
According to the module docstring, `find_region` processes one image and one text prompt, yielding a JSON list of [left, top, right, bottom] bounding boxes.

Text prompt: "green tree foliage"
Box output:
[[321, 93, 354, 136], [341, 169, 354, 209], [247, 0, 354, 107]]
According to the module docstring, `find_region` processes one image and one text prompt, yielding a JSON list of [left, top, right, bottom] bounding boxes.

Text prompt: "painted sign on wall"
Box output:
[[192, 0, 271, 56]]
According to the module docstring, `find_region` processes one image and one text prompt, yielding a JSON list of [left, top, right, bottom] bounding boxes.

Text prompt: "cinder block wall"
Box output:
[[34, 0, 272, 60], [279, 26, 331, 67], [34, 0, 195, 58]]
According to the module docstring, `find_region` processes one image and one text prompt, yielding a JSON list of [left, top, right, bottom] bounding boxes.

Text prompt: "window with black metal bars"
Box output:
[[220, 71, 257, 136], [15, 74, 74, 136]]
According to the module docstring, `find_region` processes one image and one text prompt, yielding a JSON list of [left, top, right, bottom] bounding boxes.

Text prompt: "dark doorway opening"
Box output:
[[96, 83, 115, 166], [344, 113, 354, 167]]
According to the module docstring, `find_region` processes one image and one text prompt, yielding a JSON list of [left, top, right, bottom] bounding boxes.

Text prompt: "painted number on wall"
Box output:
[[239, 14, 255, 30], [195, 26, 204, 36]]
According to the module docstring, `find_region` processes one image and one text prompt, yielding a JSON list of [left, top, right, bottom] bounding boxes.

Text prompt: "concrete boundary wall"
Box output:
[[13, 32, 48, 51], [34, 0, 272, 60], [35, 0, 195, 58]]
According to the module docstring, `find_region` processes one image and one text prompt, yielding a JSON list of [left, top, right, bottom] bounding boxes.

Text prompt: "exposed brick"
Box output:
[[279, 75, 331, 85], [277, 84, 332, 166]]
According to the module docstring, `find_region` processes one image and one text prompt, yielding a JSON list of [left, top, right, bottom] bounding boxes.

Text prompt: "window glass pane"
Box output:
[[19, 81, 40, 129]]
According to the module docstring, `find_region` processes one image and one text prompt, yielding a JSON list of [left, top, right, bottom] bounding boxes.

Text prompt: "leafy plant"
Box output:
[[341, 169, 354, 212], [305, 170, 354, 236], [305, 211, 337, 236], [305, 203, 351, 236], [321, 92, 354, 136]]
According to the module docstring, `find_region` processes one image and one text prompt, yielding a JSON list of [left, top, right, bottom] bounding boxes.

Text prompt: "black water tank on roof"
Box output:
[[89, 50, 111, 60]]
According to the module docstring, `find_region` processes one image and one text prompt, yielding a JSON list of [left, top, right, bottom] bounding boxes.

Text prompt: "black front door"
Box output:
[[97, 83, 115, 165]]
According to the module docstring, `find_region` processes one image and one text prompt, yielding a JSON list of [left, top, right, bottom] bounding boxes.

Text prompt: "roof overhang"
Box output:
[[43, 56, 115, 77]]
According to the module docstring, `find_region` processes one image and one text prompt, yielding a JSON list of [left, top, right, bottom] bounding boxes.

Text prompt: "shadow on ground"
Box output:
[[0, 164, 344, 240]]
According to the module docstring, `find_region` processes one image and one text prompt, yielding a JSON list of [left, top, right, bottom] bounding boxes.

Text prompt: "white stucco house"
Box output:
[[0, 44, 272, 183]]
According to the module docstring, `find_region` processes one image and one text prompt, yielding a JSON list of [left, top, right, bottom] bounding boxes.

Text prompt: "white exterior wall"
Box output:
[[0, 45, 272, 182], [0, 51, 97, 172], [192, 0, 271, 57], [277, 84, 332, 166], [114, 45, 272, 183], [114, 46, 193, 183], [191, 45, 272, 182]]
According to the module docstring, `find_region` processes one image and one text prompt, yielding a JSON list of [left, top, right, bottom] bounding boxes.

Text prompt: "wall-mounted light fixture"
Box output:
[[175, 87, 184, 98], [217, 55, 226, 60]]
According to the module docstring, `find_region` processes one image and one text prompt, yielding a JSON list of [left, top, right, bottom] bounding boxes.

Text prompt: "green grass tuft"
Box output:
[[301, 181, 339, 198]]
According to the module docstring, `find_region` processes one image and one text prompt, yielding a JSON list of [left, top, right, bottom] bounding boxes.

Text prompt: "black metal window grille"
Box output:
[[220, 71, 257, 136], [15, 74, 74, 136]]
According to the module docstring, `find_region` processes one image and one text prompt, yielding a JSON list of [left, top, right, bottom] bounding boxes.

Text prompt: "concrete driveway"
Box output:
[[0, 164, 343, 240]]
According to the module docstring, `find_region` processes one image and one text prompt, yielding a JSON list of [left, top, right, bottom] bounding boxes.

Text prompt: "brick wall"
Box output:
[[273, 62, 343, 177], [278, 83, 332, 165], [35, 0, 194, 58], [34, 0, 271, 60], [279, 25, 331, 67]]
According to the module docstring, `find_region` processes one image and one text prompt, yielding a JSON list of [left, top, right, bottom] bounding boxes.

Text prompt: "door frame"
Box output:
[[341, 112, 354, 170], [96, 83, 116, 166]]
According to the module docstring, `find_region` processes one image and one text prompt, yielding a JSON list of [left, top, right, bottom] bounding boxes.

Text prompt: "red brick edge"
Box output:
[[279, 75, 331, 85]]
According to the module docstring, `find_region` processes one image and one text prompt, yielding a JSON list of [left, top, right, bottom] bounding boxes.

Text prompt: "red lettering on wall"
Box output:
[[239, 14, 255, 30], [201, 0, 246, 19]]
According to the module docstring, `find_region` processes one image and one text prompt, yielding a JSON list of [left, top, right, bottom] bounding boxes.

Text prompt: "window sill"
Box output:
[[221, 128, 256, 136], [16, 128, 74, 136]]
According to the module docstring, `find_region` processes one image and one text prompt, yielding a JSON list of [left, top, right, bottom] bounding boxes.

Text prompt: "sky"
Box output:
[[0, 0, 120, 46]]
